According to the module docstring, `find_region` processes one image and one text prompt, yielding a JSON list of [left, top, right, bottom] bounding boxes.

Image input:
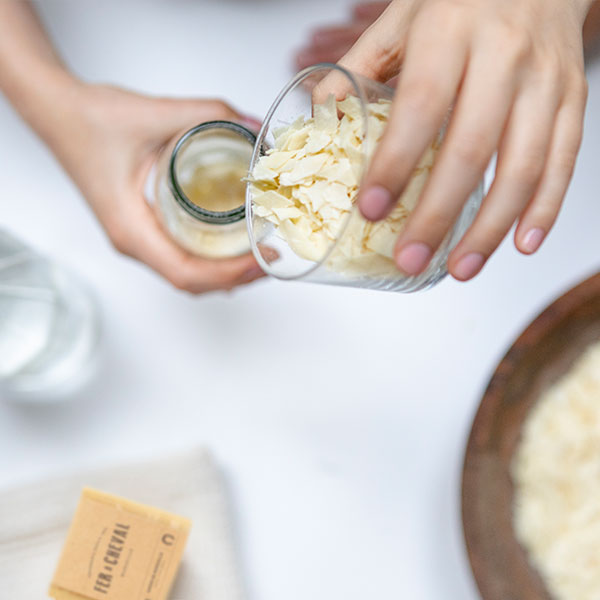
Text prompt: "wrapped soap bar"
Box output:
[[48, 488, 191, 600]]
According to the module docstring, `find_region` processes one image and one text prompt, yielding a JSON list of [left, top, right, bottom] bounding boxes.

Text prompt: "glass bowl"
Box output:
[[246, 63, 483, 292]]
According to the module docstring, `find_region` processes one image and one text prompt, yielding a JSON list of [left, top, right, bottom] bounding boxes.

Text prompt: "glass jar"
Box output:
[[0, 229, 100, 402], [245, 63, 484, 292], [150, 121, 256, 258]]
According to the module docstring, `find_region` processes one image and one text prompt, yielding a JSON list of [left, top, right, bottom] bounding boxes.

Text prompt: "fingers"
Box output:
[[295, 2, 392, 70], [310, 1, 408, 104], [337, 1, 411, 83], [104, 94, 268, 293], [358, 11, 469, 221], [514, 77, 587, 254], [448, 80, 560, 280], [323, 0, 587, 281], [392, 51, 520, 275], [114, 194, 267, 294], [150, 98, 249, 140], [296, 42, 355, 72]]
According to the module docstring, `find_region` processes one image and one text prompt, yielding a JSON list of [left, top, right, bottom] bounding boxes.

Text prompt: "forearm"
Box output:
[[0, 1, 82, 144]]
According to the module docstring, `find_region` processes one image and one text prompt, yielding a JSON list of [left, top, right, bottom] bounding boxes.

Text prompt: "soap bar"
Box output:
[[49, 487, 191, 600]]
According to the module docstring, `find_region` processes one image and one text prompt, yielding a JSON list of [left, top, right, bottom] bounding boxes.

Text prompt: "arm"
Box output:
[[0, 1, 265, 293], [0, 1, 75, 140]]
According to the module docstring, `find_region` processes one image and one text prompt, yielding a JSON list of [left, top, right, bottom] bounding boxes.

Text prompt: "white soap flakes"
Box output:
[[313, 94, 339, 133], [249, 95, 437, 277]]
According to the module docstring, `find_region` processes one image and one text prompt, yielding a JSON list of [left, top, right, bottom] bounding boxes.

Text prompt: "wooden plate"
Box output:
[[462, 271, 600, 600]]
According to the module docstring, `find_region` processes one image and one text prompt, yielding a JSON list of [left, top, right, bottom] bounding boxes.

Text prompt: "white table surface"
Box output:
[[1, 2, 599, 599]]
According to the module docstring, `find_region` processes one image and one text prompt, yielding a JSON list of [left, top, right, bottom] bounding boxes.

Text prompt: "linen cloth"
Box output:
[[0, 449, 245, 600]]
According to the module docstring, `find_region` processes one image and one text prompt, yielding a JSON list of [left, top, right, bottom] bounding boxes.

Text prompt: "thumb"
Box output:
[[151, 97, 254, 138], [338, 0, 411, 83], [312, 1, 409, 103]]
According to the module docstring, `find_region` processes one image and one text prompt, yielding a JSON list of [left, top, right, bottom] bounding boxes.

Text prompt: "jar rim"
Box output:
[[169, 121, 256, 225]]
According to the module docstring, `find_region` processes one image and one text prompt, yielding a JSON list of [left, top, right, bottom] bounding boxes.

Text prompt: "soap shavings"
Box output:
[[249, 94, 438, 276], [512, 340, 600, 600]]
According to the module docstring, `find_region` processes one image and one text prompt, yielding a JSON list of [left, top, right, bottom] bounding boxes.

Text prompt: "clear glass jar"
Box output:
[[0, 229, 100, 402], [151, 121, 256, 258], [245, 63, 484, 292]]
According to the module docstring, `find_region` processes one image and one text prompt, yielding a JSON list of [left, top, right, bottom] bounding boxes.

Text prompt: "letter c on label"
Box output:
[[162, 534, 175, 546]]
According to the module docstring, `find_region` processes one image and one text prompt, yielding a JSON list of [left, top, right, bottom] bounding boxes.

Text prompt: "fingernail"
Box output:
[[241, 265, 265, 282], [360, 185, 392, 221], [239, 116, 263, 132], [453, 252, 485, 281], [521, 227, 545, 254], [396, 242, 432, 275], [260, 247, 279, 263]]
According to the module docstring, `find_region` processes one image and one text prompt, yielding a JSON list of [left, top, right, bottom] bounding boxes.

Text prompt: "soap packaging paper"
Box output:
[[48, 487, 191, 600]]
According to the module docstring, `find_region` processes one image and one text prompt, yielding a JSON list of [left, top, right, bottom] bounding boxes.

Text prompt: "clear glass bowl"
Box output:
[[246, 63, 484, 292]]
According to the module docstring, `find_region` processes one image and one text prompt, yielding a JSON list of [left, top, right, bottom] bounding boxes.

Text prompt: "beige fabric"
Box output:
[[0, 449, 245, 600]]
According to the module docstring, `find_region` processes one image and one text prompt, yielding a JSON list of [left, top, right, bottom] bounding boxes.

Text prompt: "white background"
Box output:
[[1, 2, 599, 599]]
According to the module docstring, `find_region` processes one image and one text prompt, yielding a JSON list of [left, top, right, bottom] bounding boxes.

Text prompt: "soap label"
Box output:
[[51, 491, 189, 600]]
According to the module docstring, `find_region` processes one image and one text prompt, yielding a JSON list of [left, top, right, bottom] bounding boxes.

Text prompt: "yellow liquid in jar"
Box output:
[[180, 162, 247, 212]]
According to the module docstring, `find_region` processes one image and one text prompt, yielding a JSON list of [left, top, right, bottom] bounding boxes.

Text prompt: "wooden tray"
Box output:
[[462, 271, 600, 600]]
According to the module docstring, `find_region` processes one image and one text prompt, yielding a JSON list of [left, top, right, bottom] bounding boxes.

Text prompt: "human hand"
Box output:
[[46, 83, 266, 293], [0, 1, 266, 293], [336, 0, 592, 281]]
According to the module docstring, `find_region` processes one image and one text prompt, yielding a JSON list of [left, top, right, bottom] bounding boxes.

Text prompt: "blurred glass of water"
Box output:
[[0, 229, 100, 402]]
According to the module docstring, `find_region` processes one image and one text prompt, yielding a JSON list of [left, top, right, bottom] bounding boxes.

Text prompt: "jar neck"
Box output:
[[169, 121, 256, 225]]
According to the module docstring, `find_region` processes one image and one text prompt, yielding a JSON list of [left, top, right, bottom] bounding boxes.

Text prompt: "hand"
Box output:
[[337, 0, 592, 281], [46, 83, 266, 293], [0, 1, 266, 294]]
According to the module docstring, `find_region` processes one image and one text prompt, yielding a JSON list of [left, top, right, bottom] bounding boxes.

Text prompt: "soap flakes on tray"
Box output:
[[512, 340, 600, 600]]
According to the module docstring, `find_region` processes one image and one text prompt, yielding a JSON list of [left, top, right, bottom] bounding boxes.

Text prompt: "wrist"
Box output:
[[14, 65, 87, 145]]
